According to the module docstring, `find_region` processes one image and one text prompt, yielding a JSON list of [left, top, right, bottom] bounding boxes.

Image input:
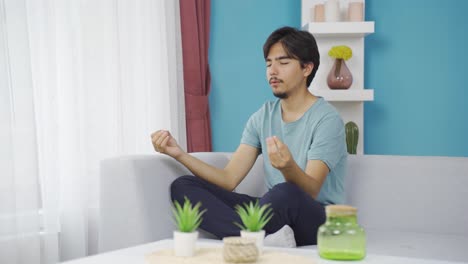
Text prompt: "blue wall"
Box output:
[[365, 0, 468, 156], [209, 0, 301, 151], [209, 0, 468, 157]]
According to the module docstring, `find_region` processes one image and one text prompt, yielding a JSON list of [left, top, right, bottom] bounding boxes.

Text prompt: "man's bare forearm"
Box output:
[[280, 162, 322, 199], [175, 152, 235, 191]]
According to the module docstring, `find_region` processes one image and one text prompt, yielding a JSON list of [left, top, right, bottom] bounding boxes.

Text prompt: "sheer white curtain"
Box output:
[[0, 0, 185, 263], [0, 0, 58, 263]]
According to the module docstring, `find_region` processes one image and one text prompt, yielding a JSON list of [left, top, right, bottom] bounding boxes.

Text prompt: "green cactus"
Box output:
[[345, 121, 359, 154]]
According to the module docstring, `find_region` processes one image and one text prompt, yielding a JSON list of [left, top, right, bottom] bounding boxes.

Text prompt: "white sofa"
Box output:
[[98, 153, 468, 262]]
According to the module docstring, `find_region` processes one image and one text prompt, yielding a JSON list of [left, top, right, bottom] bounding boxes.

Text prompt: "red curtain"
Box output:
[[180, 0, 212, 152]]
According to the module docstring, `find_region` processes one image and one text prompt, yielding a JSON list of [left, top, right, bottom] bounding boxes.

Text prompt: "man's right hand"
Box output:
[[151, 130, 184, 158]]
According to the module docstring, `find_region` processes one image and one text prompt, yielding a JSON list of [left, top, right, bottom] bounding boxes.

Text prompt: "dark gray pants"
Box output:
[[170, 175, 326, 246]]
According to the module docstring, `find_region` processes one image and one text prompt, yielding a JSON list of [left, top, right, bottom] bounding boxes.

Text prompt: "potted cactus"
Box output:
[[234, 200, 273, 254], [172, 196, 206, 257], [345, 121, 359, 154]]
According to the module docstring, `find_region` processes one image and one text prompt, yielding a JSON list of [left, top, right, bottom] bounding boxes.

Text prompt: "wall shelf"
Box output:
[[302, 0, 374, 154], [310, 89, 374, 102], [302, 22, 375, 38]]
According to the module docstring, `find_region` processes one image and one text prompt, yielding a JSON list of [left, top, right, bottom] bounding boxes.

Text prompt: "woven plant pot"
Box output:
[[223, 237, 258, 263]]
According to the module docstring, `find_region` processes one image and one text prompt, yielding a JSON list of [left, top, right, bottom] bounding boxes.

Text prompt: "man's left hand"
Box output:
[[266, 136, 295, 170]]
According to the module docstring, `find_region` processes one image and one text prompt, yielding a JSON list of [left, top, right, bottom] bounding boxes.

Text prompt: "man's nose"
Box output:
[[268, 63, 278, 76]]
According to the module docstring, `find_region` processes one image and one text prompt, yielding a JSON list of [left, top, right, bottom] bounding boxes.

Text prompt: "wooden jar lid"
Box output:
[[223, 237, 258, 263], [326, 205, 357, 216]]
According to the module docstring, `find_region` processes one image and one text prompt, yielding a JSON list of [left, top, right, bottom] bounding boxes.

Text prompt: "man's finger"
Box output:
[[151, 129, 168, 140], [271, 136, 285, 157], [151, 130, 162, 138], [160, 134, 170, 149], [155, 131, 167, 147], [155, 134, 169, 152], [271, 136, 283, 152], [268, 151, 279, 166], [273, 136, 282, 145], [266, 137, 281, 166], [266, 137, 277, 153], [274, 136, 286, 150]]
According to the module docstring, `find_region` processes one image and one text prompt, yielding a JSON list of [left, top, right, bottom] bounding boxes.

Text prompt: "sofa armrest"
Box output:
[[98, 152, 231, 253]]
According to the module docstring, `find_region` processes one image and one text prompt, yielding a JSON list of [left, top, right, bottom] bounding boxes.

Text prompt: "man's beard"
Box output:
[[269, 77, 287, 99], [273, 91, 288, 99]]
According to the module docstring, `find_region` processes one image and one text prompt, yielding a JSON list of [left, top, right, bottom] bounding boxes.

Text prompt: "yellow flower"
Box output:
[[328, 45, 353, 60]]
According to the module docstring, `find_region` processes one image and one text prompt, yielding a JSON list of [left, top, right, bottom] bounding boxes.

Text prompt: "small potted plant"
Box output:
[[234, 200, 273, 254], [327, 45, 353, 90], [172, 196, 206, 257]]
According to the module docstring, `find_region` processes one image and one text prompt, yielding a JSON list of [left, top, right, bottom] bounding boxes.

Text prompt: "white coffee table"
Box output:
[[62, 239, 466, 264]]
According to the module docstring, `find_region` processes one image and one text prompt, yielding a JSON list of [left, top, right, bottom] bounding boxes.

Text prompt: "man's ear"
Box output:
[[303, 63, 314, 77]]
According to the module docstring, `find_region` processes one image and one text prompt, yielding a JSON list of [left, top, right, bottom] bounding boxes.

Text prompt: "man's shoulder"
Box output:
[[311, 97, 342, 120], [260, 99, 280, 111], [250, 99, 280, 117]]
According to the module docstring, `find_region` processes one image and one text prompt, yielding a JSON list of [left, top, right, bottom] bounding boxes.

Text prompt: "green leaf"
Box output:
[[171, 196, 206, 232], [233, 200, 274, 232], [233, 221, 246, 230]]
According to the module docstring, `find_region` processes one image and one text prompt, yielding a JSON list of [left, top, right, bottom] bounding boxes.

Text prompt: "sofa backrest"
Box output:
[[234, 154, 268, 196], [345, 155, 468, 236], [234, 153, 468, 236], [202, 153, 468, 235]]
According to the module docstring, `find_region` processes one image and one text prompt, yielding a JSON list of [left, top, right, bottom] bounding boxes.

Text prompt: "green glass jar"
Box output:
[[317, 205, 366, 260]]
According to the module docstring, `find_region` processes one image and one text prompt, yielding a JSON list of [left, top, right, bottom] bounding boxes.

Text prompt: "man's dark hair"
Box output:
[[263, 26, 320, 87]]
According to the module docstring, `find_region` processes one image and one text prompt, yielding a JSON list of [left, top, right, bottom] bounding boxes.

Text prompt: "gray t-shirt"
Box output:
[[240, 97, 347, 205]]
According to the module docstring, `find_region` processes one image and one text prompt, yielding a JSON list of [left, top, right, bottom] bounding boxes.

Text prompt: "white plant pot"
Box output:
[[173, 230, 198, 257], [240, 230, 265, 254]]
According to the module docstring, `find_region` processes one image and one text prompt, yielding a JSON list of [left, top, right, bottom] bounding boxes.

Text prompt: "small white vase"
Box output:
[[173, 230, 198, 257], [240, 230, 265, 254], [325, 0, 340, 22]]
